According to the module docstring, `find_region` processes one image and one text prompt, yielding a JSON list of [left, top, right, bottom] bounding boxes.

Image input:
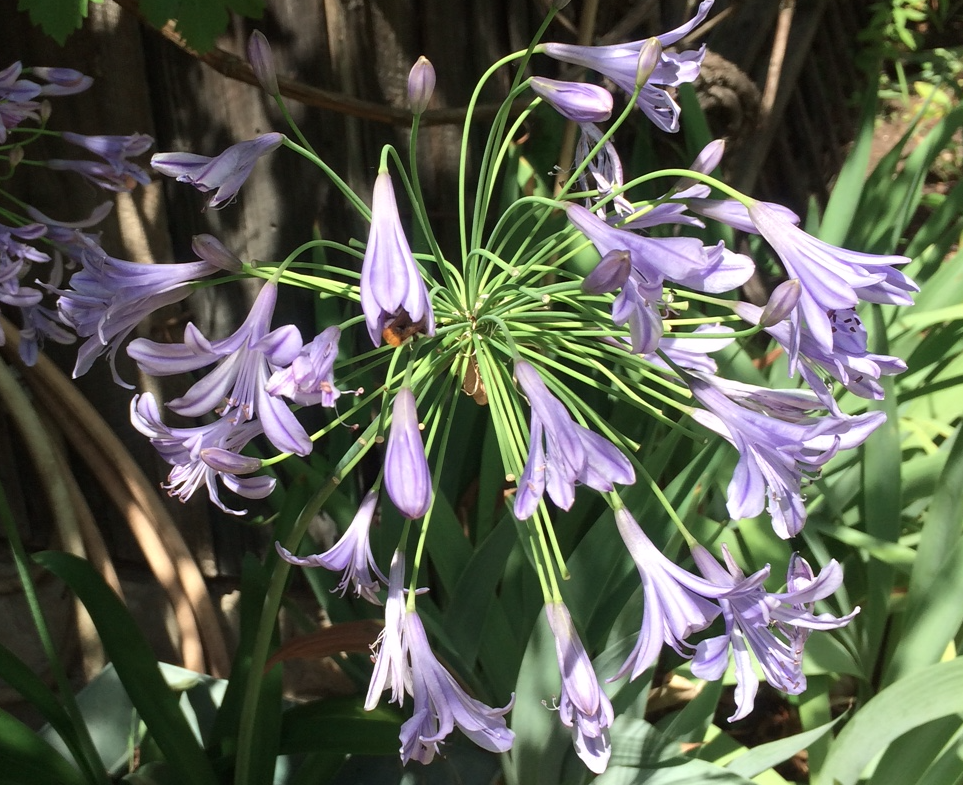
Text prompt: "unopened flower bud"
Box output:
[[759, 279, 801, 326], [247, 31, 279, 96], [192, 234, 242, 272], [635, 37, 662, 88], [530, 77, 613, 123], [200, 448, 263, 475], [407, 56, 435, 115], [8, 146, 24, 169], [582, 249, 630, 293], [40, 101, 52, 124]]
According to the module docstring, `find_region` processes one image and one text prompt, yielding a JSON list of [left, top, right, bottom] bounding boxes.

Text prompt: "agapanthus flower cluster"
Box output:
[[10, 0, 915, 775]]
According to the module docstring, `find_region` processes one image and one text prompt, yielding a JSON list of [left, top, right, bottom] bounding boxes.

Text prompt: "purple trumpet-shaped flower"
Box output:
[[543, 0, 714, 132], [545, 601, 614, 774], [151, 132, 284, 209], [567, 203, 754, 296], [611, 507, 725, 680], [359, 171, 435, 347], [275, 490, 387, 603], [49, 238, 220, 384], [734, 299, 906, 412], [130, 393, 275, 515], [746, 200, 918, 369], [28, 66, 93, 96], [687, 372, 886, 538], [690, 546, 858, 721], [513, 360, 634, 519], [0, 62, 40, 142], [385, 387, 432, 519], [365, 551, 516, 763], [61, 131, 153, 173], [127, 282, 313, 456], [530, 77, 613, 123], [266, 325, 343, 407]]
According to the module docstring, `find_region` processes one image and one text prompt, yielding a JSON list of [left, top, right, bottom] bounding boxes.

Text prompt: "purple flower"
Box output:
[[50, 238, 220, 384], [734, 299, 906, 411], [746, 201, 918, 369], [567, 203, 754, 296], [545, 601, 613, 773], [402, 612, 515, 763], [384, 387, 432, 519], [151, 132, 284, 209], [16, 303, 75, 366], [0, 62, 40, 142], [365, 551, 515, 763], [612, 507, 724, 680], [62, 131, 153, 169], [690, 546, 858, 721], [359, 171, 435, 347], [130, 393, 276, 515], [514, 360, 635, 519], [46, 157, 151, 193], [275, 489, 386, 603], [543, 0, 714, 132], [687, 372, 886, 538], [127, 282, 313, 456], [530, 77, 613, 123], [407, 56, 436, 115], [611, 270, 664, 354], [266, 325, 343, 407], [28, 66, 93, 96], [247, 31, 279, 96]]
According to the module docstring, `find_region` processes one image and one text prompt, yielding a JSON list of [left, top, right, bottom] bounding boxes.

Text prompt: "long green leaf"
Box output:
[[0, 709, 87, 785], [816, 658, 963, 785], [725, 716, 841, 778], [33, 552, 218, 785]]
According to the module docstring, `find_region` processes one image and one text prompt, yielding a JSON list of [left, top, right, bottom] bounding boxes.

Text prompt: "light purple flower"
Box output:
[[16, 303, 75, 366], [0, 62, 40, 142], [46, 157, 151, 192], [130, 392, 276, 515], [384, 387, 432, 519], [746, 200, 918, 369], [266, 325, 343, 407], [690, 545, 858, 721], [49, 238, 220, 384], [62, 131, 153, 169], [127, 282, 313, 456], [365, 551, 515, 764], [530, 77, 613, 123], [407, 56, 435, 115], [543, 0, 714, 132], [734, 299, 906, 411], [514, 360, 635, 519], [402, 612, 515, 763], [359, 171, 435, 347], [687, 372, 886, 538], [275, 489, 387, 603], [28, 66, 93, 96], [567, 203, 754, 296], [247, 31, 279, 96], [612, 507, 725, 680], [611, 271, 664, 354], [545, 601, 613, 774], [151, 132, 284, 209]]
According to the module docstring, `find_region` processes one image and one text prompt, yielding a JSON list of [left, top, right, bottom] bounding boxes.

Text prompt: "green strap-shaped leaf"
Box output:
[[33, 551, 218, 785], [726, 715, 842, 778], [816, 658, 963, 785], [0, 709, 87, 785]]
